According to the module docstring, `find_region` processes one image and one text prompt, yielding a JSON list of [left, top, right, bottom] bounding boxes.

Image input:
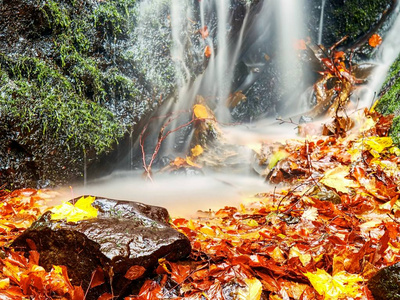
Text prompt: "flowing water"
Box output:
[[318, 0, 326, 45], [69, 1, 400, 217]]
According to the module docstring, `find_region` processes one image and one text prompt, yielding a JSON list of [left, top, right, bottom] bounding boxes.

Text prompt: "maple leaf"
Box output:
[[50, 196, 98, 223], [368, 33, 382, 48], [320, 165, 358, 193], [304, 269, 363, 300], [193, 104, 209, 119]]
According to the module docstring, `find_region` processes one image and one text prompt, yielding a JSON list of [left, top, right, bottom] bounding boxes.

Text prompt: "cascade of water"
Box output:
[[318, 0, 326, 45], [276, 0, 306, 115]]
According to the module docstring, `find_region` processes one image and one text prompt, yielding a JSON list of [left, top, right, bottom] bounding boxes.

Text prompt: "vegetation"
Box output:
[[376, 55, 400, 145]]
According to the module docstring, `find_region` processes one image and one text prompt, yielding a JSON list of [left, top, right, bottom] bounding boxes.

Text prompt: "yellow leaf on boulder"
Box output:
[[304, 269, 363, 300], [320, 165, 358, 193], [193, 104, 208, 119], [50, 196, 98, 223]]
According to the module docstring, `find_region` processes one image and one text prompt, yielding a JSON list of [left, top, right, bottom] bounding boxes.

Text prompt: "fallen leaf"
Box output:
[[369, 33, 382, 48], [193, 104, 209, 119], [304, 269, 363, 300], [125, 265, 146, 281], [50, 196, 98, 223], [204, 45, 212, 58], [191, 145, 204, 157], [320, 165, 358, 193]]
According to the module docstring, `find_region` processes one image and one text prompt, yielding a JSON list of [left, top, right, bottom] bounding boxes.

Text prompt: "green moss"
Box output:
[[329, 0, 392, 42], [0, 54, 123, 154], [94, 0, 136, 39], [376, 55, 400, 145]]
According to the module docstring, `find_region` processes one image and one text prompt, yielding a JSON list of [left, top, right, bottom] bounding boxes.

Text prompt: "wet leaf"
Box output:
[[193, 104, 209, 119], [191, 145, 204, 157], [204, 45, 212, 58], [320, 165, 358, 193], [304, 269, 363, 300], [368, 33, 382, 48], [125, 265, 146, 281], [50, 196, 98, 223]]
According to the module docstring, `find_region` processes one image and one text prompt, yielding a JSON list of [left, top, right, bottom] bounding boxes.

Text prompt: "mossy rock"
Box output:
[[376, 54, 400, 145], [0, 0, 157, 188], [306, 0, 393, 47]]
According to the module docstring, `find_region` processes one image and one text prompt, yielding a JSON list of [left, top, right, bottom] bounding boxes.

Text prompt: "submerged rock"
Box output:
[[11, 197, 191, 300], [368, 262, 400, 300]]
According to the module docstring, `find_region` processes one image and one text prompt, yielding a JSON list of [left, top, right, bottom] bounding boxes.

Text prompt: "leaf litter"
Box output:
[[0, 110, 399, 299]]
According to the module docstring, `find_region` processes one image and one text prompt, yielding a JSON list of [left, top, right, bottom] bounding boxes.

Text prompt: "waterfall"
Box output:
[[318, 0, 326, 45]]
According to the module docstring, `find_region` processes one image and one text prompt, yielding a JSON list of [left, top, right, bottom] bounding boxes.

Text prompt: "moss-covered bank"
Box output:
[[0, 0, 156, 188], [376, 55, 400, 145]]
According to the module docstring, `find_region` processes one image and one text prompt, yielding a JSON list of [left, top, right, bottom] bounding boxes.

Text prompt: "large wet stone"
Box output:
[[11, 196, 191, 300], [368, 262, 400, 300]]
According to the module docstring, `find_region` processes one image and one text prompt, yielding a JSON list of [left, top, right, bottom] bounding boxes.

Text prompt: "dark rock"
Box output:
[[11, 197, 191, 300], [368, 262, 400, 300]]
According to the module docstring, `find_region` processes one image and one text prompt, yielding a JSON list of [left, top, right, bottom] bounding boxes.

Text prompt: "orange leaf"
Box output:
[[124, 265, 146, 280], [369, 33, 382, 48], [204, 45, 212, 58]]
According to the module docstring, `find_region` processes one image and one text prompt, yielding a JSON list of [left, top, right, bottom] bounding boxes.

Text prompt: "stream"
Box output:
[[61, 0, 400, 217]]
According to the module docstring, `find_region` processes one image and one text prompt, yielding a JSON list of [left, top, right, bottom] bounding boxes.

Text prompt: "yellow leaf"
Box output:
[[0, 278, 9, 289], [245, 219, 259, 227], [191, 145, 204, 157], [320, 165, 358, 193], [52, 265, 63, 275], [236, 278, 262, 300], [304, 269, 363, 300], [289, 246, 311, 267], [364, 137, 393, 157], [200, 226, 215, 237], [193, 104, 208, 119], [50, 196, 98, 223], [268, 150, 289, 169]]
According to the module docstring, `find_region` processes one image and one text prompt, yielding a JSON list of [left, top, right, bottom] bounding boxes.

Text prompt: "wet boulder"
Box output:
[[368, 262, 400, 300], [11, 197, 191, 300]]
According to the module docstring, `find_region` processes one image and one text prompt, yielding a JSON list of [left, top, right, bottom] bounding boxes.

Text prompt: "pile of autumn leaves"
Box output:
[[0, 109, 400, 300]]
